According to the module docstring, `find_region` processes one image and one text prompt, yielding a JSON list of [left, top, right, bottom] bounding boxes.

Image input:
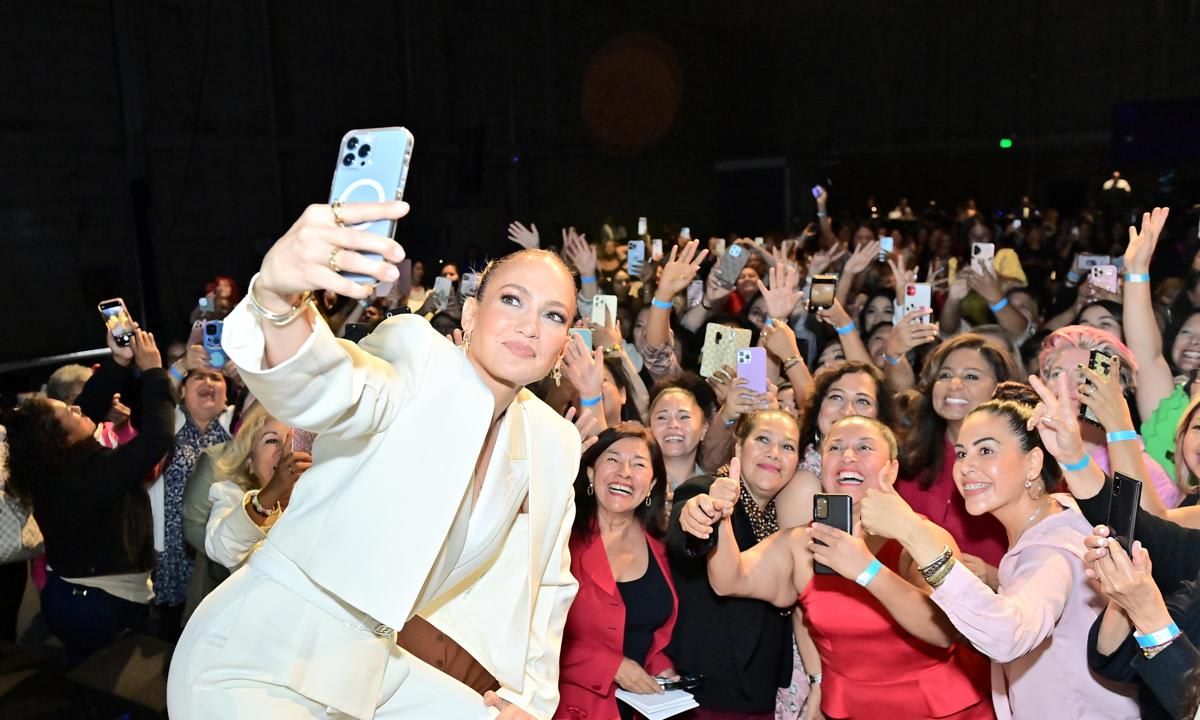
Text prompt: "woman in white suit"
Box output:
[[167, 199, 583, 720]]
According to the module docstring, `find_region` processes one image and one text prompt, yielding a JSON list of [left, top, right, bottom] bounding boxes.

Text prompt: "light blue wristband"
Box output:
[[855, 558, 883, 587], [581, 275, 597, 284], [1060, 454, 1092, 473], [989, 298, 1009, 313], [651, 297, 673, 310], [1135, 622, 1181, 649], [579, 395, 602, 408], [835, 322, 856, 336], [169, 364, 186, 383], [1106, 430, 1139, 444], [1124, 272, 1150, 283], [883, 353, 902, 366]]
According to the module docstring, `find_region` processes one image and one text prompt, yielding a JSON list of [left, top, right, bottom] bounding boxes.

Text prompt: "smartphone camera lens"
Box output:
[[205, 324, 217, 336], [342, 153, 355, 167], [358, 144, 371, 158], [347, 136, 359, 151]]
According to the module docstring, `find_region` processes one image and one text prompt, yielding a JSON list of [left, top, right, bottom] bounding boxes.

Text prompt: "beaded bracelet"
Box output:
[[919, 546, 953, 581]]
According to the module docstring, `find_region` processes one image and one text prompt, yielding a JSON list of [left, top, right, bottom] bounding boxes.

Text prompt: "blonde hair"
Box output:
[[214, 405, 280, 491]]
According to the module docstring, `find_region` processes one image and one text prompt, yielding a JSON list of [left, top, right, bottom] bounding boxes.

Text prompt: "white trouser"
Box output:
[[167, 541, 494, 720]]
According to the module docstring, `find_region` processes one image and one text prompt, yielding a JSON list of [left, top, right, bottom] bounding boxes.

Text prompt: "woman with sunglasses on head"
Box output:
[[168, 200, 583, 720]]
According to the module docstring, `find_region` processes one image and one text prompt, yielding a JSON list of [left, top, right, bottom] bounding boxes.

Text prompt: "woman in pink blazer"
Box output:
[[558, 423, 679, 720]]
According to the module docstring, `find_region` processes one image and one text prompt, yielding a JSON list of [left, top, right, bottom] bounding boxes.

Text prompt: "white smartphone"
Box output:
[[716, 237, 727, 255], [592, 294, 618, 325], [637, 216, 648, 237], [680, 226, 691, 239], [687, 279, 704, 308], [970, 242, 995, 274], [652, 238, 664, 260], [904, 283, 933, 323]]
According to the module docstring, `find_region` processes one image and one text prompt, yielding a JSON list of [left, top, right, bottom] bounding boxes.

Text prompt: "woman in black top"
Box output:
[[1, 330, 174, 664]]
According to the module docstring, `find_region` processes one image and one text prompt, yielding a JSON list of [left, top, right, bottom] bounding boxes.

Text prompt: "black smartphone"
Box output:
[[342, 323, 369, 343], [656, 674, 703, 691], [812, 493, 852, 575], [1079, 349, 1114, 425], [1105, 471, 1141, 552]]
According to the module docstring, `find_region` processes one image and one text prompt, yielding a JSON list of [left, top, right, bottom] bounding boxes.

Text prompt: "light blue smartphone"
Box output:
[[570, 328, 593, 350], [328, 127, 415, 283]]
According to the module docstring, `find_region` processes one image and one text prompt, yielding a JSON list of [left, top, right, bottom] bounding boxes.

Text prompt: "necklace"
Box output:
[[1017, 498, 1052, 540]]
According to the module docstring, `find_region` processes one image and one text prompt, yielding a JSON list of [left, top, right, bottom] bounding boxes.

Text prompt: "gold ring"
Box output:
[[331, 199, 345, 227], [329, 247, 343, 273]]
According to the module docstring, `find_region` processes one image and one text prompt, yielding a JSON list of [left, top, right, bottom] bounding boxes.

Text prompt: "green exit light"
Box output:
[[999, 138, 1014, 149]]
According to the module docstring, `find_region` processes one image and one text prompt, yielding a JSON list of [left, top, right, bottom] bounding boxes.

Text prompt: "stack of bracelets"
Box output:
[[920, 546, 955, 588], [1134, 622, 1182, 659]]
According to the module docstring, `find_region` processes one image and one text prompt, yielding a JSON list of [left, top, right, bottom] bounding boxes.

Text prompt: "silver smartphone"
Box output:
[[328, 127, 415, 283]]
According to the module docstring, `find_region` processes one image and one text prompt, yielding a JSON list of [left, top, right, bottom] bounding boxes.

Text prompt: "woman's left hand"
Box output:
[[760, 320, 801, 363], [815, 298, 854, 331], [859, 488, 921, 541], [756, 264, 805, 319], [565, 407, 601, 452], [1086, 535, 1173, 634], [561, 333, 605, 400], [1078, 356, 1135, 434], [807, 522, 876, 581], [654, 240, 709, 302]]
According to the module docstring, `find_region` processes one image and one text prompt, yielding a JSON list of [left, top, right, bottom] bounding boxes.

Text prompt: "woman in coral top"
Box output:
[[557, 423, 678, 720], [683, 416, 992, 719]]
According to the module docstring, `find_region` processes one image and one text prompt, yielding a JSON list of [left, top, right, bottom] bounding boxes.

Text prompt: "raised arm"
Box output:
[[647, 239, 708, 350], [882, 309, 938, 392], [962, 264, 1029, 341], [1123, 208, 1175, 421], [834, 241, 880, 308], [707, 519, 800, 608], [815, 300, 872, 367]]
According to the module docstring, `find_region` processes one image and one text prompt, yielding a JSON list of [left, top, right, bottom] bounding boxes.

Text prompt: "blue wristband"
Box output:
[[651, 297, 673, 310], [1124, 272, 1150, 283], [1067, 270, 1082, 284], [855, 558, 883, 587], [579, 395, 602, 408], [581, 275, 597, 284], [1106, 430, 1139, 444], [1060, 454, 1092, 473], [989, 298, 1009, 313], [835, 322, 856, 336], [1135, 622, 1181, 649], [169, 365, 186, 383], [883, 353, 902, 366]]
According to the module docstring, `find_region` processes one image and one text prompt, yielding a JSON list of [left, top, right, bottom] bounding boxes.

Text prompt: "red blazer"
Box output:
[[556, 528, 679, 720]]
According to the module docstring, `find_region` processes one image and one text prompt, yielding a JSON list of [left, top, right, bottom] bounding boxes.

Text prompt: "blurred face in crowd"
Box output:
[[598, 364, 627, 427], [1179, 405, 1200, 487], [954, 410, 1043, 517], [612, 270, 632, 298], [215, 278, 234, 300], [441, 264, 459, 283], [48, 399, 97, 445], [650, 389, 707, 461], [866, 325, 893, 367], [166, 341, 187, 368], [932, 230, 954, 258], [747, 296, 769, 329], [248, 418, 291, 488], [588, 437, 657, 515], [602, 239, 618, 257], [1173, 314, 1200, 373], [362, 305, 383, 327], [736, 412, 800, 507], [736, 266, 761, 299], [411, 261, 425, 286], [817, 371, 880, 437], [815, 342, 846, 373], [820, 417, 898, 503], [931, 348, 999, 426], [852, 226, 875, 248], [1078, 304, 1123, 342], [863, 296, 894, 332], [968, 223, 992, 245], [1155, 278, 1182, 308], [1042, 346, 1106, 414], [460, 254, 575, 390], [633, 308, 652, 352], [1009, 290, 1039, 326], [777, 386, 798, 417], [183, 370, 228, 426]]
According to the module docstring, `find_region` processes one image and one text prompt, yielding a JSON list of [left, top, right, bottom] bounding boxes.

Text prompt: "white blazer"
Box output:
[[221, 299, 580, 708]]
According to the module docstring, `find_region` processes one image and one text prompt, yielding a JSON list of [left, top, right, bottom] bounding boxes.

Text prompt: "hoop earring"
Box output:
[[551, 365, 563, 387], [586, 480, 593, 496], [1025, 479, 1043, 500], [645, 494, 653, 507]]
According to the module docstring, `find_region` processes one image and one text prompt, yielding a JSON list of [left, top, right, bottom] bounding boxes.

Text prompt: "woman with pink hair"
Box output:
[[1039, 325, 1179, 512]]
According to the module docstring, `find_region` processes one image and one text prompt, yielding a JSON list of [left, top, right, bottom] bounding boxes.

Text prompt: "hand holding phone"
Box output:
[[812, 494, 852, 575], [736, 348, 768, 394], [202, 320, 226, 368], [98, 298, 135, 346], [1105, 472, 1141, 552]]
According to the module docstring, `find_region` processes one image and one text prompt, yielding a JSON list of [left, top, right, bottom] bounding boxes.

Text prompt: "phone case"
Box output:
[[1080, 350, 1115, 424], [627, 241, 646, 274], [700, 324, 752, 379], [203, 320, 226, 368], [736, 347, 768, 394], [292, 429, 317, 454], [718, 245, 750, 286], [98, 299, 134, 345], [328, 127, 415, 283], [1089, 265, 1119, 293], [1106, 472, 1142, 552], [813, 494, 852, 575], [904, 283, 933, 323], [652, 238, 664, 259], [570, 328, 593, 350], [971, 242, 995, 273], [808, 275, 837, 311], [591, 295, 618, 326], [687, 280, 704, 308]]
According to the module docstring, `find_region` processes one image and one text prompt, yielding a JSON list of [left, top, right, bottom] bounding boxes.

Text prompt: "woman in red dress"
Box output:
[[681, 416, 993, 719]]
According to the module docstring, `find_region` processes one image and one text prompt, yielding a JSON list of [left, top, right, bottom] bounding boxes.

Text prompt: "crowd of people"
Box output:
[[3, 186, 1200, 720]]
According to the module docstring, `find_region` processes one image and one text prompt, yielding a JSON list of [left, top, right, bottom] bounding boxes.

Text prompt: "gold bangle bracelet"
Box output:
[[247, 273, 314, 328]]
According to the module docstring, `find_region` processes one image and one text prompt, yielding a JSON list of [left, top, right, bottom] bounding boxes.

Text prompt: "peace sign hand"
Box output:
[[1028, 373, 1087, 465]]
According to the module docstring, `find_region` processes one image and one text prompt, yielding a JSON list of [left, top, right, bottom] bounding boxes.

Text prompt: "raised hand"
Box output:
[[887, 252, 918, 300], [760, 319, 802, 363], [757, 264, 805, 320], [1124, 207, 1170, 275], [717, 377, 773, 425], [258, 447, 312, 513], [129, 329, 162, 371], [1027, 373, 1087, 465], [258, 201, 408, 303], [962, 262, 1005, 305], [508, 221, 540, 250], [1078, 356, 1135, 433], [565, 406, 602, 452], [707, 364, 737, 405], [562, 227, 597, 279], [809, 241, 848, 276], [655, 239, 709, 302], [815, 298, 853, 331], [859, 486, 921, 541], [1085, 536, 1172, 635], [561, 333, 606, 400], [615, 657, 663, 695], [590, 306, 622, 351], [105, 324, 136, 367], [107, 393, 132, 427], [844, 240, 882, 276], [884, 309, 938, 358], [704, 268, 735, 307], [807, 522, 876, 581]]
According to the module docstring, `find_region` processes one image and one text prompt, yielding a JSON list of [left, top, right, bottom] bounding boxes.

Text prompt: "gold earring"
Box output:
[[462, 331, 471, 352], [551, 365, 563, 387], [586, 480, 593, 496]]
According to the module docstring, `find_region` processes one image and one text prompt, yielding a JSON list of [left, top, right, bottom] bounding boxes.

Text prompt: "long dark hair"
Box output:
[[898, 333, 1021, 487], [573, 422, 669, 539], [797, 361, 895, 453], [969, 382, 1062, 493], [603, 356, 643, 425], [0, 398, 69, 508]]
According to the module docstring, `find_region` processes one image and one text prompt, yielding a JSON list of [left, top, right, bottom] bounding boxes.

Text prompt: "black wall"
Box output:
[[2, 0, 1199, 369]]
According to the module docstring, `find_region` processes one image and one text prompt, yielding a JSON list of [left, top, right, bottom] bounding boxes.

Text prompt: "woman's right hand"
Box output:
[[760, 320, 801, 362], [884, 309, 938, 357], [130, 330, 162, 370], [680, 461, 741, 538], [1028, 374, 1087, 465], [1078, 357, 1135, 434], [843, 240, 881, 277], [718, 377, 771, 425], [704, 268, 735, 306], [815, 298, 853, 331], [615, 657, 662, 695], [804, 686, 826, 720], [1124, 207, 1170, 275], [562, 227, 597, 278], [259, 448, 312, 511], [655, 240, 708, 302], [257, 201, 408, 305]]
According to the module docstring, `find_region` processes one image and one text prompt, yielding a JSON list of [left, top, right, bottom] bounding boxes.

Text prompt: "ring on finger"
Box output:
[[331, 199, 345, 227], [328, 247, 343, 273]]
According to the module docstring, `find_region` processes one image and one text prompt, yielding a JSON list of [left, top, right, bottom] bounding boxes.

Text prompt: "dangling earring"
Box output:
[[462, 331, 471, 352], [586, 480, 594, 496], [645, 494, 653, 507], [1025, 478, 1043, 500], [551, 364, 563, 387]]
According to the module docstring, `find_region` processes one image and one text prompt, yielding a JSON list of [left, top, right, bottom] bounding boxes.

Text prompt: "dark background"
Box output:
[[3, 0, 1200, 372]]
